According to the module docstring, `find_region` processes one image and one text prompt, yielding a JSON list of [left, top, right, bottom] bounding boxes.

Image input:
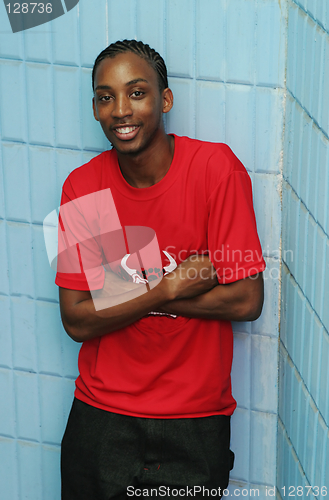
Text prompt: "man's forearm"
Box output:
[[60, 255, 220, 342], [60, 283, 170, 343], [158, 273, 264, 322]]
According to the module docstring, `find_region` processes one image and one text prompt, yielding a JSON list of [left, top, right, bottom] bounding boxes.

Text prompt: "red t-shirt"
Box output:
[[55, 135, 265, 418]]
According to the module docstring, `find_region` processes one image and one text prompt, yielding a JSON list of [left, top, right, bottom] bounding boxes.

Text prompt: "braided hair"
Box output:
[[92, 39, 168, 93]]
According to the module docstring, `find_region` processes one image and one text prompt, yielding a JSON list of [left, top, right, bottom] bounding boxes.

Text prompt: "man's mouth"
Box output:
[[112, 125, 140, 140]]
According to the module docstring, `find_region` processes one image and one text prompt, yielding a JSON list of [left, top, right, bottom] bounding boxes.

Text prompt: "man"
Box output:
[[56, 39, 265, 499]]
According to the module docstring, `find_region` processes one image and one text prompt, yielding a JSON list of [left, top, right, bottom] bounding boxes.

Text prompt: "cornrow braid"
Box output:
[[92, 39, 168, 93]]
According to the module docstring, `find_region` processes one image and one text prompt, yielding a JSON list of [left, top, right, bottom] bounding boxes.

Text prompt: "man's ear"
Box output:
[[92, 97, 99, 121], [162, 88, 173, 114]]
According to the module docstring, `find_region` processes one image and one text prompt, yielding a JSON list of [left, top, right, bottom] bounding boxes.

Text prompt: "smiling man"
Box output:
[[56, 40, 265, 499]]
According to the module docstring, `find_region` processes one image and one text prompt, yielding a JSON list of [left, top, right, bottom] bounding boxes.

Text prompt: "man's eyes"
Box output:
[[97, 90, 145, 102], [98, 95, 113, 102], [131, 90, 145, 98]]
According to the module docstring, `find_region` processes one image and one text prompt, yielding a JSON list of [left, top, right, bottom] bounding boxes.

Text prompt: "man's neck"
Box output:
[[116, 133, 175, 189]]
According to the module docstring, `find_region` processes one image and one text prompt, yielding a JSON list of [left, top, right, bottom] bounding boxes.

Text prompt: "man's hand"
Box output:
[[94, 269, 143, 298], [160, 255, 218, 301], [94, 256, 217, 305], [93, 269, 150, 309]]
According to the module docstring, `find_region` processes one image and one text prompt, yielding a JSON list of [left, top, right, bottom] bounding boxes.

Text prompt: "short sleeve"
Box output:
[[55, 182, 106, 291], [207, 170, 265, 284]]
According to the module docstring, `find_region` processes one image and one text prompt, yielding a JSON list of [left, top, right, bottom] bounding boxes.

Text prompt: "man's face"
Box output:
[[92, 52, 172, 156]]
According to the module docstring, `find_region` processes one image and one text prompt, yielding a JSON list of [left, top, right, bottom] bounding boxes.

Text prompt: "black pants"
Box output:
[[61, 398, 234, 499]]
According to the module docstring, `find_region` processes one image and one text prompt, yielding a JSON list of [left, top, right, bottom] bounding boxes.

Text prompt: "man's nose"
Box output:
[[111, 96, 133, 118]]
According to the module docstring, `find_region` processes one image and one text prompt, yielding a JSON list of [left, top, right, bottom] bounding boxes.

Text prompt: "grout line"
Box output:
[[0, 365, 77, 380], [277, 413, 317, 494], [0, 434, 61, 448], [2, 219, 46, 227], [287, 89, 329, 142], [282, 177, 329, 240], [0, 56, 286, 89], [280, 284, 329, 423], [291, 0, 329, 37], [0, 292, 59, 304], [0, 139, 104, 153], [282, 259, 328, 336]]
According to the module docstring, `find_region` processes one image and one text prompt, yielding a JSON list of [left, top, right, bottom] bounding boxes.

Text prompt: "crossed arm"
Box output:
[[59, 255, 264, 343]]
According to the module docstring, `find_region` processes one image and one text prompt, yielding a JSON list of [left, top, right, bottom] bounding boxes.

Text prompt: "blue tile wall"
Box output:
[[255, 88, 284, 174], [167, 78, 195, 138], [250, 335, 278, 414], [311, 24, 325, 127], [0, 437, 19, 500], [196, 0, 226, 81], [286, 3, 298, 98], [0, 0, 303, 497], [36, 301, 63, 376], [55, 148, 84, 193], [302, 16, 316, 116], [250, 410, 277, 486], [108, 1, 136, 43], [79, 0, 107, 67], [0, 5, 23, 60], [0, 368, 15, 437], [7, 223, 34, 297], [136, 0, 165, 56], [17, 440, 42, 500], [0, 221, 9, 296], [39, 375, 66, 444], [230, 408, 250, 482], [26, 63, 55, 146], [53, 66, 81, 149], [231, 333, 251, 410], [226, 0, 255, 85], [0, 297, 11, 367], [2, 144, 30, 222], [52, 6, 80, 66], [225, 84, 254, 170], [30, 147, 57, 224], [324, 240, 329, 333], [278, 0, 329, 495], [315, 415, 328, 489], [15, 371, 40, 441], [41, 445, 61, 500], [167, 0, 194, 79], [24, 24, 52, 64], [308, 123, 320, 220], [0, 150, 5, 220], [319, 329, 329, 425], [0, 61, 27, 143], [253, 174, 281, 254], [320, 27, 329, 137], [195, 81, 226, 143], [316, 133, 329, 233], [255, 0, 287, 88], [11, 297, 37, 372]]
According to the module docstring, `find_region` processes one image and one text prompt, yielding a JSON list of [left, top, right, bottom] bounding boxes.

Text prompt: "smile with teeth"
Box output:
[[114, 126, 138, 134]]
